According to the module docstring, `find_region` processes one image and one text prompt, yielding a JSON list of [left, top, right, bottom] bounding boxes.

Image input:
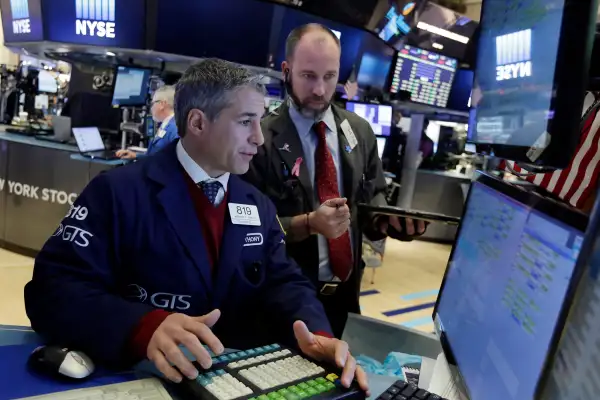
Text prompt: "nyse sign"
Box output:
[[496, 61, 532, 81], [10, 0, 30, 34], [495, 29, 532, 82], [12, 18, 30, 34], [75, 0, 116, 38]]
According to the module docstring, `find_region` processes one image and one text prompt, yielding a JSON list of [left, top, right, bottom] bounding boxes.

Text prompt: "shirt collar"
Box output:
[[160, 113, 174, 128], [288, 103, 337, 138], [176, 141, 230, 189]]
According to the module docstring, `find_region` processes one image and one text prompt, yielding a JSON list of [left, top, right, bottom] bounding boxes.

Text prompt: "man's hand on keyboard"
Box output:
[[293, 321, 370, 396], [147, 310, 225, 383]]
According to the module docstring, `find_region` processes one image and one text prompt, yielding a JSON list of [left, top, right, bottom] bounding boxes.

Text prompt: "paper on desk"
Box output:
[[427, 353, 468, 400]]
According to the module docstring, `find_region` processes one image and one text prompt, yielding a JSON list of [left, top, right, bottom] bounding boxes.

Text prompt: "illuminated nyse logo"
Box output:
[[10, 0, 31, 34], [496, 29, 532, 81], [75, 0, 116, 39]]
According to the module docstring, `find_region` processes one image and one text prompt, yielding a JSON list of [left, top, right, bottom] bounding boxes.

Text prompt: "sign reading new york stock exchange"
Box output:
[[0, 178, 78, 205]]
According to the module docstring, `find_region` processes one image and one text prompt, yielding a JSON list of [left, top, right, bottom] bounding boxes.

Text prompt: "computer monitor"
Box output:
[[111, 66, 152, 108], [433, 173, 588, 400], [37, 70, 57, 94], [447, 69, 474, 112], [466, 0, 597, 168], [356, 32, 396, 92], [389, 44, 457, 108], [408, 2, 478, 61], [345, 102, 393, 136]]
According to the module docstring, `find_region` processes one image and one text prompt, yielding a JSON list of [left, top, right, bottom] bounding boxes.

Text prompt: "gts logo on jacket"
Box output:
[[127, 284, 191, 311]]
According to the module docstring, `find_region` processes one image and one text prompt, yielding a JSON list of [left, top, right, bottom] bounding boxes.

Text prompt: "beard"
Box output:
[[285, 74, 332, 120]]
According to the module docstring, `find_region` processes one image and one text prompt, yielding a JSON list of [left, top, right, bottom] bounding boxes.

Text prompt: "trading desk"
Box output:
[[0, 128, 127, 254], [0, 316, 443, 399]]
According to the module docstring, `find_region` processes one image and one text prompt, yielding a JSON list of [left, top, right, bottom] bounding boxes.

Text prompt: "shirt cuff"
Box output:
[[130, 309, 171, 361], [314, 331, 334, 339]]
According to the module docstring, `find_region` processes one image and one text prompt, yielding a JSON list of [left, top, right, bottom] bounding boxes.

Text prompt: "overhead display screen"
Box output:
[[468, 0, 565, 148], [390, 44, 457, 107], [155, 0, 275, 68], [355, 33, 395, 91], [43, 0, 145, 48], [0, 0, 44, 42]]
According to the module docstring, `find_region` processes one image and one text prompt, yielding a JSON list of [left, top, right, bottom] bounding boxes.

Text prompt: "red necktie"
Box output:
[[314, 121, 353, 282]]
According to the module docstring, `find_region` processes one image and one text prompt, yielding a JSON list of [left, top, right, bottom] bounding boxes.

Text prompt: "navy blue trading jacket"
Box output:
[[24, 141, 331, 367]]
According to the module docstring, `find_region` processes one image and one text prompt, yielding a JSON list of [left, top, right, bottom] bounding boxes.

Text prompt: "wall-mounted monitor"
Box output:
[[355, 32, 395, 92], [345, 101, 393, 136], [374, 2, 421, 44], [111, 66, 152, 108], [447, 69, 474, 112], [155, 0, 274, 68], [467, 0, 597, 168], [407, 2, 478, 60], [390, 44, 457, 108]]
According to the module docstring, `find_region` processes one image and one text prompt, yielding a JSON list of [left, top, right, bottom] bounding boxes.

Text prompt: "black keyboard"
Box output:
[[174, 343, 365, 400], [376, 380, 447, 400]]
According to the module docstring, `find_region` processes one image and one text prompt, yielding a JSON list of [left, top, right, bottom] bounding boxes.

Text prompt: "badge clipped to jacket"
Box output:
[[229, 203, 261, 226], [340, 119, 358, 152]]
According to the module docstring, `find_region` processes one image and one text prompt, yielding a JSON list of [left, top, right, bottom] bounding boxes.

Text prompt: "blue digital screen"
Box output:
[[273, 6, 365, 82], [468, 0, 565, 147], [155, 0, 274, 68], [43, 0, 145, 49], [436, 181, 583, 400], [0, 0, 44, 42], [448, 69, 474, 112], [345, 102, 392, 136], [356, 33, 395, 91], [111, 66, 151, 107], [390, 44, 457, 108]]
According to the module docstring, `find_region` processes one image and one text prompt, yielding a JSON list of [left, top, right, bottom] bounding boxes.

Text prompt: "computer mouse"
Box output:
[[27, 345, 95, 379]]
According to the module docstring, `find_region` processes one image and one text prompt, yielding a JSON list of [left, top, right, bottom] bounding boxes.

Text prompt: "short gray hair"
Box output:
[[153, 85, 175, 108], [174, 59, 265, 137]]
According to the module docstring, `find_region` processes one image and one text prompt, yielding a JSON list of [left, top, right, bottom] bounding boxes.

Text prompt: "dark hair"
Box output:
[[174, 58, 265, 138], [285, 23, 341, 61]]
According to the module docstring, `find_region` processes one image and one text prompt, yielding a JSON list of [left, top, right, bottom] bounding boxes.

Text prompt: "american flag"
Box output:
[[498, 94, 600, 209]]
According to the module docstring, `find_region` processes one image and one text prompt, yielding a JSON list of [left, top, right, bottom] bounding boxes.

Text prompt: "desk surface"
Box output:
[[0, 324, 401, 400], [0, 131, 78, 153]]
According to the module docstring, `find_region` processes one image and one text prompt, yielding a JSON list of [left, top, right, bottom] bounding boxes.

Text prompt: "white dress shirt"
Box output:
[[176, 141, 229, 206]]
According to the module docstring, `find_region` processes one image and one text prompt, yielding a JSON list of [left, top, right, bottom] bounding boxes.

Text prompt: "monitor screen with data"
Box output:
[[390, 44, 457, 107], [434, 175, 587, 400], [346, 102, 393, 136], [111, 66, 152, 107]]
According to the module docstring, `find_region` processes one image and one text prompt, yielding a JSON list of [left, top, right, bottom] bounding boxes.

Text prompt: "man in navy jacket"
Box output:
[[25, 59, 368, 392], [116, 85, 179, 159]]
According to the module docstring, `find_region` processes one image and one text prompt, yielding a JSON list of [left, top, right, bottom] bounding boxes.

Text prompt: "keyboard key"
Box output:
[[315, 384, 328, 393], [392, 380, 407, 389], [316, 377, 327, 384], [428, 395, 441, 400], [387, 386, 400, 395], [401, 385, 418, 397], [298, 383, 309, 390], [306, 380, 318, 387], [414, 389, 429, 399], [306, 387, 318, 396], [324, 382, 335, 391], [378, 392, 393, 400], [258, 395, 269, 400], [393, 396, 407, 400]]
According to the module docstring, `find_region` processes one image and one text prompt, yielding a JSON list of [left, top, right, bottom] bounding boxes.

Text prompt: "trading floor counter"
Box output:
[[0, 314, 443, 399], [0, 129, 126, 254]]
